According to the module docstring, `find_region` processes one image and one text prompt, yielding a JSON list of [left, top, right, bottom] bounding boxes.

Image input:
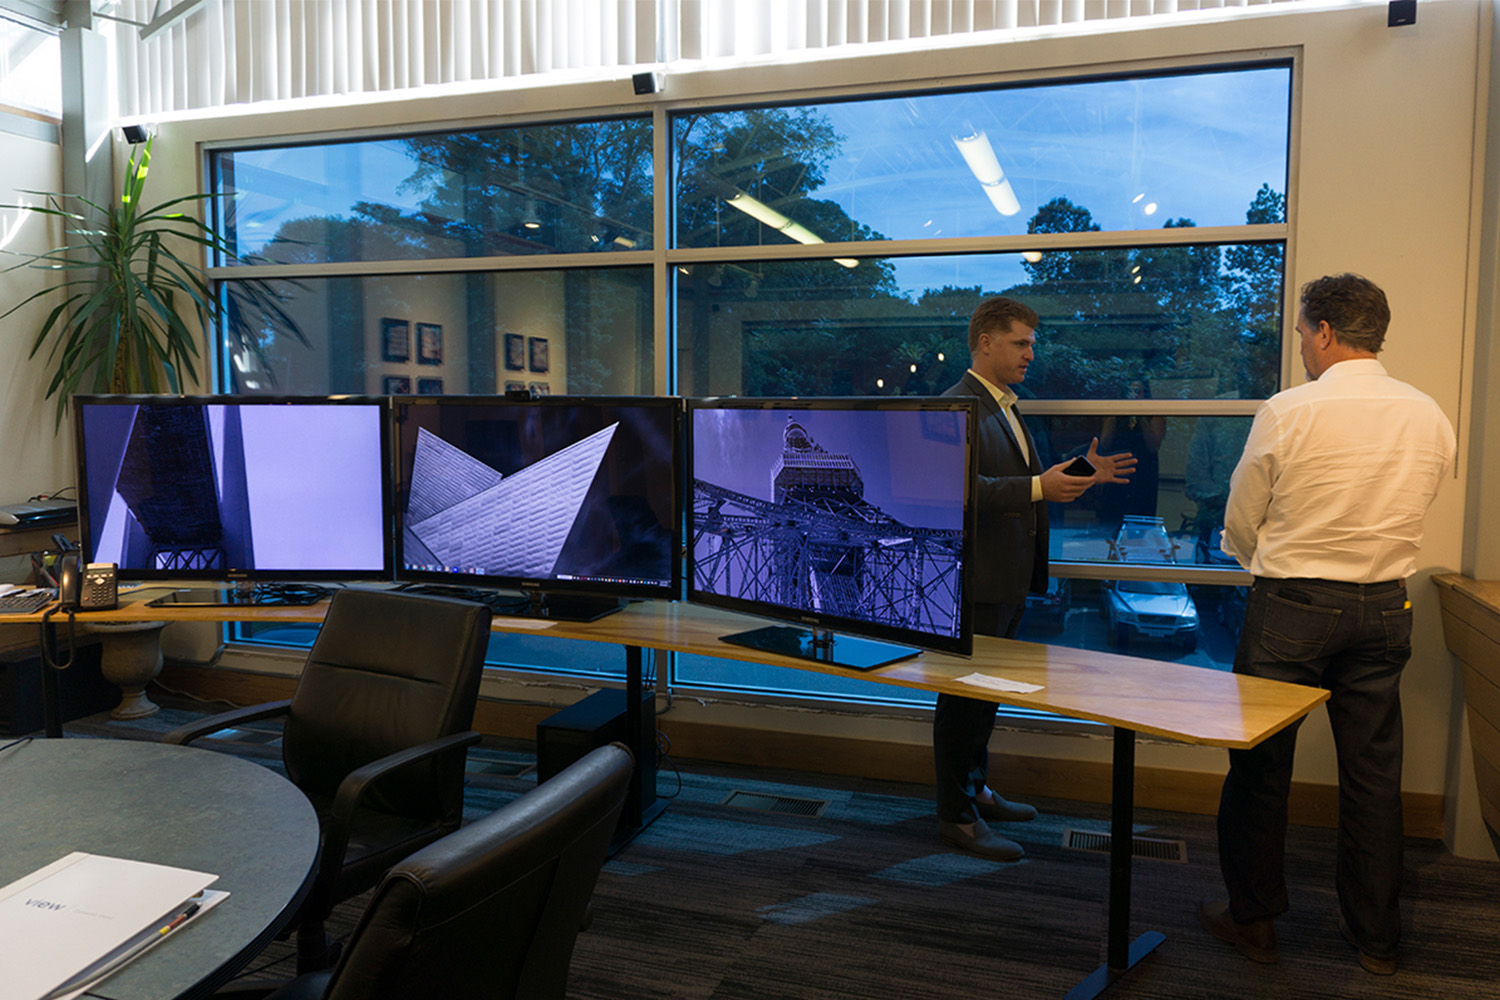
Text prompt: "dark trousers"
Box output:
[[1218, 577, 1411, 959], [933, 601, 1025, 824]]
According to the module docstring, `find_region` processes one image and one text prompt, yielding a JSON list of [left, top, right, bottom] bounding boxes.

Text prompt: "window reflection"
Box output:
[[674, 64, 1290, 247], [675, 246, 1283, 401], [222, 268, 654, 396], [215, 118, 654, 263]]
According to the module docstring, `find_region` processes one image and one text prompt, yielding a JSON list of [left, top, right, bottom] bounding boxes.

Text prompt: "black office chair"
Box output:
[[217, 742, 634, 1000], [164, 588, 493, 973]]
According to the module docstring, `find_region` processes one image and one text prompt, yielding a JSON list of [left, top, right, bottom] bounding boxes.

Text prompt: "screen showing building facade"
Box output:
[[394, 397, 679, 595]]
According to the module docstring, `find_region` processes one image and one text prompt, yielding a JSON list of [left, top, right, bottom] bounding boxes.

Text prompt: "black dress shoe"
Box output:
[[938, 818, 1024, 861], [1197, 898, 1278, 963], [974, 790, 1037, 823], [1339, 916, 1396, 975]]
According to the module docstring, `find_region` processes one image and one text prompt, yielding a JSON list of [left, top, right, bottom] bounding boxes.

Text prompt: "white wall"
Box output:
[[7, 3, 1495, 846], [0, 132, 72, 504]]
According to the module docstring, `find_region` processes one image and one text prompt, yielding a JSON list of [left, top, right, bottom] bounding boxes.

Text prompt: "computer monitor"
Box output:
[[687, 397, 976, 669], [393, 395, 680, 620], [73, 396, 393, 600]]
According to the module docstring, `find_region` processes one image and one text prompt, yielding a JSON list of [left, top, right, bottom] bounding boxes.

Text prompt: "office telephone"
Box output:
[[56, 554, 119, 611]]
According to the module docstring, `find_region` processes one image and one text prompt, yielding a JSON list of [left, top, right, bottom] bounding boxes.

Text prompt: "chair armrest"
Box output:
[[162, 700, 294, 746], [318, 730, 483, 876]]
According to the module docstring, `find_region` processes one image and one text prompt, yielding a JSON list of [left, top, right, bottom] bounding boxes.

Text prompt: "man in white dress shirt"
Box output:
[[1198, 274, 1456, 976]]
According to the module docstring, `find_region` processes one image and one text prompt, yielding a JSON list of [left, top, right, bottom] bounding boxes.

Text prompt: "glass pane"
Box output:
[[673, 651, 936, 707], [230, 623, 626, 679], [1012, 414, 1257, 566], [675, 248, 1282, 400], [674, 65, 1289, 248], [215, 117, 653, 263], [0, 21, 59, 116], [220, 267, 654, 396], [1018, 578, 1244, 671]]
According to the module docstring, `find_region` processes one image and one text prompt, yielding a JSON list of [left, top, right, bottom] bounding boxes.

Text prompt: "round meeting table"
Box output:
[[0, 736, 320, 1000]]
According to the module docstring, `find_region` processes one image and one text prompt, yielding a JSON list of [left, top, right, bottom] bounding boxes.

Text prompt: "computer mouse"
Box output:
[[0, 510, 18, 527]]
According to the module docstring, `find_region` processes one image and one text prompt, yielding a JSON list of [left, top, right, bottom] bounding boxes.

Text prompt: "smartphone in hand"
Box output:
[[1062, 455, 1095, 477]]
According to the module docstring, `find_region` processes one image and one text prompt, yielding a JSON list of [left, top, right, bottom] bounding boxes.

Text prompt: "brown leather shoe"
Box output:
[[974, 789, 1038, 823], [1339, 916, 1397, 975], [1197, 898, 1278, 963], [938, 818, 1024, 861]]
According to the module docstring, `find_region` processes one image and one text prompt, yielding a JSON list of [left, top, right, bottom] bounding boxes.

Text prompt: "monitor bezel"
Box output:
[[72, 394, 396, 583], [685, 396, 977, 658], [392, 394, 683, 601]]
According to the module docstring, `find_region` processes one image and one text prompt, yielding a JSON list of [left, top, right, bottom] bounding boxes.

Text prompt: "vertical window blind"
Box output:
[[111, 0, 1297, 116]]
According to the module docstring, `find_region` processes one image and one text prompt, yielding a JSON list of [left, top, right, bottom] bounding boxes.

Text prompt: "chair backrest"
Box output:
[[322, 742, 635, 1000], [283, 588, 492, 822]]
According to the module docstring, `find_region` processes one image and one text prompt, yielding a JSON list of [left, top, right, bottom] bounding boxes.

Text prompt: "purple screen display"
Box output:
[[690, 405, 969, 639], [78, 401, 388, 575]]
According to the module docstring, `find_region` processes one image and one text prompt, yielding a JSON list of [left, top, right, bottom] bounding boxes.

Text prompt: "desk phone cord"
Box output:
[[39, 606, 77, 671]]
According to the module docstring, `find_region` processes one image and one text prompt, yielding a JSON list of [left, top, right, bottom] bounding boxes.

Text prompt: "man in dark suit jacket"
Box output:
[[936, 296, 1136, 860]]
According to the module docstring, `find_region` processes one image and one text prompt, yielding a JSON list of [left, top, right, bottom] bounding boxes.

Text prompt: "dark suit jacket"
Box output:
[[943, 372, 1049, 605]]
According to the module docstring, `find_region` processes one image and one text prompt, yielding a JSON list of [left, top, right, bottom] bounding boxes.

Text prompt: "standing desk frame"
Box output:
[[19, 593, 1328, 999]]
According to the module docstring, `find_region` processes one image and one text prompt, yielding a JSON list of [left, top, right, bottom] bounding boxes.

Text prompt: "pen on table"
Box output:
[[41, 900, 204, 1000]]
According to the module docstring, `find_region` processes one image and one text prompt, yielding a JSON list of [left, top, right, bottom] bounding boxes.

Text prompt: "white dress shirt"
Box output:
[[1221, 358, 1456, 582], [969, 370, 1044, 502]]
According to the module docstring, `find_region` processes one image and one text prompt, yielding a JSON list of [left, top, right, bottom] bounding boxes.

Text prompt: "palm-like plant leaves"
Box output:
[[2, 138, 306, 426]]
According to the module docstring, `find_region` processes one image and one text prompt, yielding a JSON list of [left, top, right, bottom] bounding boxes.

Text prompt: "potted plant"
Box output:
[[2, 137, 303, 426]]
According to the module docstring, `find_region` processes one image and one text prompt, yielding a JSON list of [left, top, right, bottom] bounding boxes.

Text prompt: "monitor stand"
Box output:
[[718, 625, 919, 671], [397, 584, 624, 623], [144, 582, 332, 608]]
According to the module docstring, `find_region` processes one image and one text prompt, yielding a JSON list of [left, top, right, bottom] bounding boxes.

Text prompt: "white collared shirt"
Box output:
[[969, 369, 1043, 502], [1221, 358, 1455, 582]]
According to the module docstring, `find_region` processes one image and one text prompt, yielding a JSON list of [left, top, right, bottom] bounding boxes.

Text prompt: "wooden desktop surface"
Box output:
[[19, 588, 1328, 750]]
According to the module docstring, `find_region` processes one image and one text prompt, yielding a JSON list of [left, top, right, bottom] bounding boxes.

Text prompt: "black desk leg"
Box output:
[[1065, 726, 1165, 1000], [41, 620, 63, 738], [612, 645, 667, 853]]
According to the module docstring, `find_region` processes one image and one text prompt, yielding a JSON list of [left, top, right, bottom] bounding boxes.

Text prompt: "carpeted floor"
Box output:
[[56, 696, 1500, 999]]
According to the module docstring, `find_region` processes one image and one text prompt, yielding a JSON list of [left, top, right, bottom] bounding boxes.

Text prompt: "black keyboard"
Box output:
[[0, 590, 56, 614]]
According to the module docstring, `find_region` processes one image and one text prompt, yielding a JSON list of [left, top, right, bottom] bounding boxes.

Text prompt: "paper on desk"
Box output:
[[0, 852, 218, 1000], [491, 616, 559, 629], [955, 672, 1044, 694]]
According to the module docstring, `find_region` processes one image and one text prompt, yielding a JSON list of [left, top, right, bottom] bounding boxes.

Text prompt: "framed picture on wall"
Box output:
[[528, 336, 549, 373], [504, 333, 526, 371], [504, 380, 527, 394], [382, 375, 411, 395], [417, 323, 443, 365], [417, 377, 444, 395], [380, 318, 409, 362], [529, 381, 550, 396]]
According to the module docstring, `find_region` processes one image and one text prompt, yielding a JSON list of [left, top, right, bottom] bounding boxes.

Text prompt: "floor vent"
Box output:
[[1062, 828, 1188, 864], [722, 790, 830, 817]]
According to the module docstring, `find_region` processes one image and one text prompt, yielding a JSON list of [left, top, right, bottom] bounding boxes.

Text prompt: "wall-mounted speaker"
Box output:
[[632, 71, 664, 95], [1388, 0, 1416, 27]]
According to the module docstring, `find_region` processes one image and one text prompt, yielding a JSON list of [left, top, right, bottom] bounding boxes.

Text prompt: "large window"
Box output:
[[208, 59, 1289, 704]]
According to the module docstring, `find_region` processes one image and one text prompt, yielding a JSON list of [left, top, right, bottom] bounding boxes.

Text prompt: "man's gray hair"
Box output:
[[1300, 273, 1390, 353]]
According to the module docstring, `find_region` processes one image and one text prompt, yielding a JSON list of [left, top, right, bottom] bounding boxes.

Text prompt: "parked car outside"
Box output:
[[1104, 515, 1200, 652], [1103, 578, 1200, 651]]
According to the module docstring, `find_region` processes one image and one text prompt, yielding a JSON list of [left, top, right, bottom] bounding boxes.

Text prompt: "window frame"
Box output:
[[202, 48, 1297, 711]]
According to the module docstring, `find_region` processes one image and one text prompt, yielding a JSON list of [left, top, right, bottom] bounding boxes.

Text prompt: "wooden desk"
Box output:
[[13, 592, 1328, 999], [0, 738, 320, 1000]]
